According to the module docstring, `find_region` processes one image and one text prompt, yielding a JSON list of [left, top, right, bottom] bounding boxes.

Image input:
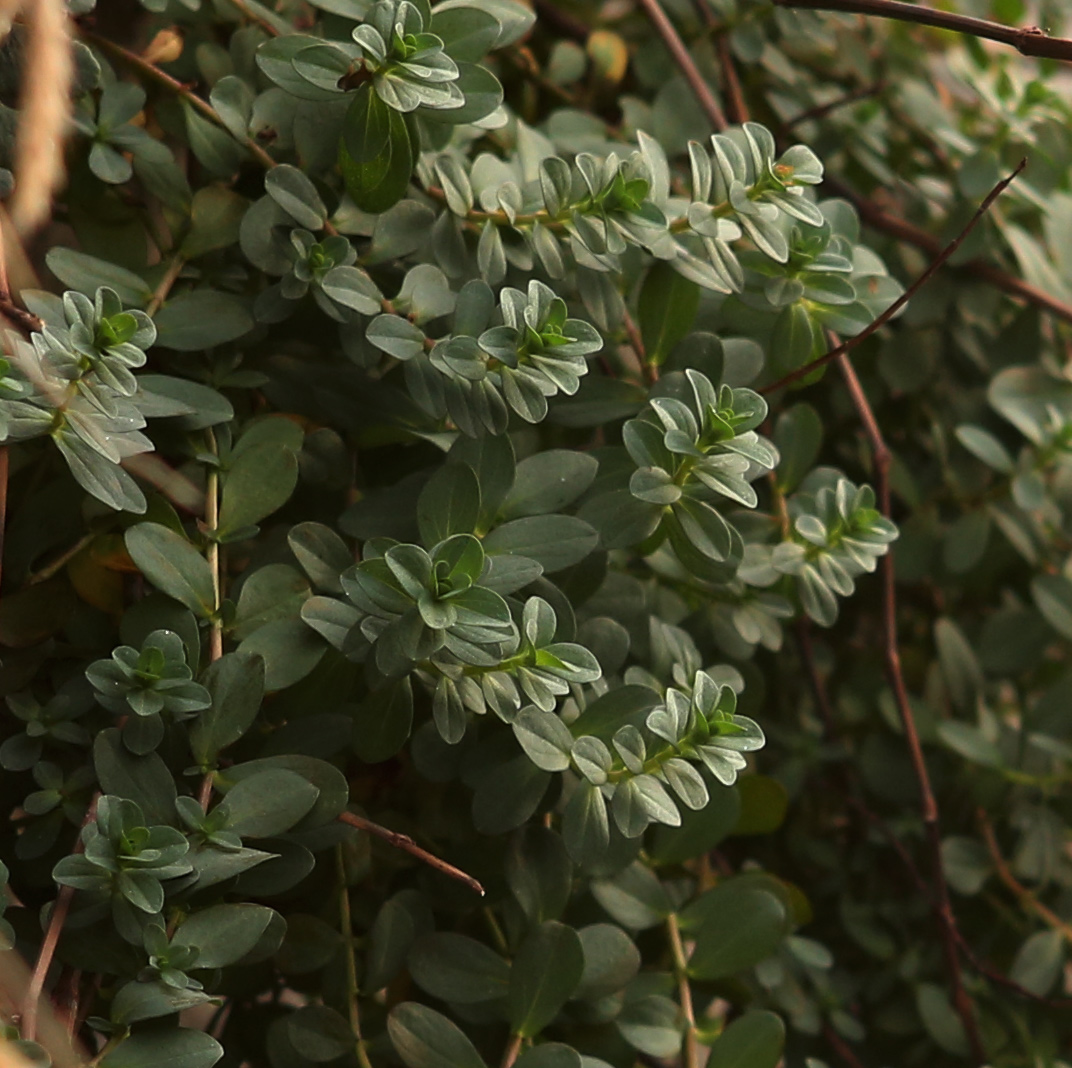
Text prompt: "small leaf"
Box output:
[[637, 263, 700, 366], [125, 523, 215, 617], [99, 1027, 222, 1068], [707, 1011, 785, 1068], [387, 1003, 488, 1068], [172, 903, 276, 968], [508, 921, 585, 1037], [190, 652, 266, 768], [409, 933, 510, 1003], [339, 85, 416, 214]]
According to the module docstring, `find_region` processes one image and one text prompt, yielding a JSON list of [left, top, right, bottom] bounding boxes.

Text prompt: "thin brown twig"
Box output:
[[636, 0, 728, 132], [687, 0, 748, 123], [336, 847, 375, 1068], [786, 81, 886, 129], [715, 34, 748, 123], [772, 0, 1072, 62], [978, 809, 1072, 944], [666, 915, 699, 1068], [81, 31, 277, 172], [198, 428, 223, 810], [761, 159, 1026, 395], [499, 1033, 523, 1068], [621, 309, 653, 383], [22, 796, 99, 1043], [824, 176, 1072, 326], [337, 810, 485, 896], [834, 348, 985, 1064], [146, 256, 186, 318]]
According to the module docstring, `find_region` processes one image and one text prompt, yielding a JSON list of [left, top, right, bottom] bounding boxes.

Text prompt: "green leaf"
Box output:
[[219, 418, 304, 536], [94, 729, 177, 827], [387, 1003, 488, 1068], [237, 619, 327, 691], [364, 893, 421, 992], [215, 769, 320, 837], [508, 921, 585, 1037], [190, 652, 265, 769], [154, 290, 254, 351], [574, 923, 641, 1000], [138, 375, 234, 430], [1031, 573, 1072, 640], [650, 780, 740, 863], [181, 186, 248, 259], [513, 1047, 580, 1068], [232, 564, 310, 640], [287, 1005, 354, 1063], [100, 1028, 222, 1068], [353, 679, 414, 763], [934, 617, 984, 712], [339, 85, 416, 214], [484, 516, 599, 572], [224, 755, 348, 830], [501, 452, 599, 519], [1008, 930, 1064, 995], [940, 836, 991, 895], [183, 102, 247, 177], [172, 903, 276, 967], [507, 826, 572, 923], [731, 775, 788, 835], [46, 248, 151, 307], [288, 522, 353, 594], [418, 463, 481, 545], [681, 883, 786, 979], [125, 523, 215, 618], [637, 263, 700, 367], [915, 982, 969, 1057], [591, 861, 672, 930], [706, 1011, 785, 1068], [773, 403, 822, 493], [409, 932, 510, 1003], [111, 981, 213, 1026]]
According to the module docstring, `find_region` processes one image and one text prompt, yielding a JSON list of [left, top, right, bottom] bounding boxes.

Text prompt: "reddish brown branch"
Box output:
[[978, 810, 1072, 944], [636, 0, 728, 132], [772, 0, 1072, 62], [337, 810, 485, 896], [834, 350, 985, 1064], [22, 796, 99, 1043], [715, 34, 748, 123], [761, 160, 1025, 395]]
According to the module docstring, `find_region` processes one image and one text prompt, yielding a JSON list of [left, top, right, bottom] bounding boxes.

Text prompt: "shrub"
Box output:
[[0, 0, 1070, 1066]]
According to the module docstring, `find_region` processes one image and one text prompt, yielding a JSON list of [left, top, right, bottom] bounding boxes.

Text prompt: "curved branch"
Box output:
[[773, 0, 1072, 63], [761, 159, 1025, 395]]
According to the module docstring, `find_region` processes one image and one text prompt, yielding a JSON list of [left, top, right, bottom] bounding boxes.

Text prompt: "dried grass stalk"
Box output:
[[9, 0, 72, 237], [0, 0, 22, 41]]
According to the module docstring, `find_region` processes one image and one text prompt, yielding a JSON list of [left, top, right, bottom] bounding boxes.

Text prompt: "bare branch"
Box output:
[[636, 0, 728, 131], [834, 349, 986, 1065], [337, 810, 485, 896], [773, 0, 1072, 63]]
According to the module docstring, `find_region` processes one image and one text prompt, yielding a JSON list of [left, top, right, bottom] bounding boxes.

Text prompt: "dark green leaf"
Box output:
[[508, 921, 585, 1036]]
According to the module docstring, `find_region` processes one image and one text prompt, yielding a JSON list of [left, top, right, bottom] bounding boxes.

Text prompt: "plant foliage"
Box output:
[[0, 0, 1070, 1067]]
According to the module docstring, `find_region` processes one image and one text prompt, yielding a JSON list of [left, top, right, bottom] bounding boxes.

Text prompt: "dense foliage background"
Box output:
[[1, 0, 1071, 1066]]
